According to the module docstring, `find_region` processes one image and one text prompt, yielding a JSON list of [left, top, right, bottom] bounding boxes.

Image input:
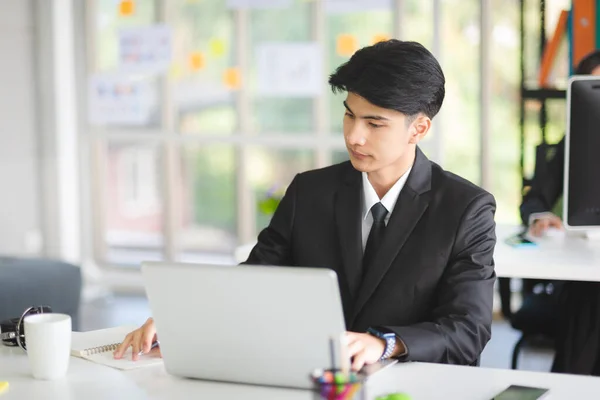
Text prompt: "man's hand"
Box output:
[[529, 214, 563, 237], [346, 331, 387, 371], [113, 317, 160, 361]]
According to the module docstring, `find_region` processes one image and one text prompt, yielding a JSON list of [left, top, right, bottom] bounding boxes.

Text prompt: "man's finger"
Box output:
[[113, 334, 132, 359], [345, 332, 361, 344], [535, 219, 550, 235], [131, 339, 141, 361], [141, 332, 156, 354], [550, 218, 563, 228], [351, 352, 366, 371], [130, 330, 143, 361], [530, 221, 543, 237], [347, 340, 364, 357]]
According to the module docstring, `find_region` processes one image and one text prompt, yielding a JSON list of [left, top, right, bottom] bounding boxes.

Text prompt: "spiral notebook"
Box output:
[[71, 326, 163, 371]]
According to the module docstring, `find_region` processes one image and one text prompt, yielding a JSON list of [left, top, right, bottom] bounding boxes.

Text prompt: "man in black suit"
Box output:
[[115, 40, 497, 370], [521, 50, 600, 233], [520, 50, 600, 375]]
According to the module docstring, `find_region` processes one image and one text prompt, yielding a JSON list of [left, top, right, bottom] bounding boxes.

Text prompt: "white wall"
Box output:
[[0, 0, 42, 255]]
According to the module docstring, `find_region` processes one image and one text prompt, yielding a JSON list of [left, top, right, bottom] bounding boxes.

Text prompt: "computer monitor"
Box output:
[[564, 76, 600, 233]]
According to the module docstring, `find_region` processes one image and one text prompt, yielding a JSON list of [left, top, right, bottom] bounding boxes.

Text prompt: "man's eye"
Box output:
[[369, 123, 382, 128], [345, 113, 355, 118]]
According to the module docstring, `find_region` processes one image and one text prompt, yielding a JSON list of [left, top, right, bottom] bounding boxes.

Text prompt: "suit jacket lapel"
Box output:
[[351, 147, 433, 324], [335, 165, 363, 300]]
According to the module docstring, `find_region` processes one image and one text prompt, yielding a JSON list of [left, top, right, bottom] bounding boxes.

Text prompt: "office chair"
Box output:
[[506, 280, 561, 369], [499, 142, 562, 369]]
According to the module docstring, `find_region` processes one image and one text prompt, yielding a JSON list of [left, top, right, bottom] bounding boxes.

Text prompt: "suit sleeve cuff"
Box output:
[[528, 211, 554, 226], [377, 326, 408, 359], [394, 336, 408, 358]]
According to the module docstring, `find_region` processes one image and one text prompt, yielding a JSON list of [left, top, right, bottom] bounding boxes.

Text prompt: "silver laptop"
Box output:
[[141, 262, 352, 389]]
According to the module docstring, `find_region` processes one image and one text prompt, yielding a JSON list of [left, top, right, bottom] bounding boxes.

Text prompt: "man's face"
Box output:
[[343, 92, 426, 175], [591, 65, 600, 76]]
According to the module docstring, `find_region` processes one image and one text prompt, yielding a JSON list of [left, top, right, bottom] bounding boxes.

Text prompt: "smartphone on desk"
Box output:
[[505, 233, 537, 248], [491, 385, 549, 400]]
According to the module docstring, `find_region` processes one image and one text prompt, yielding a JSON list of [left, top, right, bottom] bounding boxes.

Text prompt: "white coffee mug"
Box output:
[[24, 313, 72, 380]]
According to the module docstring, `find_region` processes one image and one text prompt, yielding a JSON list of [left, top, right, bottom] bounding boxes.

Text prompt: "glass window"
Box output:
[[490, 0, 520, 223], [179, 144, 237, 255], [439, 0, 480, 185], [104, 142, 164, 266], [94, 0, 161, 129], [85, 0, 527, 269], [545, 99, 567, 143], [246, 148, 314, 234], [522, 0, 542, 86], [522, 99, 544, 180], [96, 0, 157, 71], [404, 0, 434, 48], [249, 0, 314, 134], [171, 0, 237, 135]]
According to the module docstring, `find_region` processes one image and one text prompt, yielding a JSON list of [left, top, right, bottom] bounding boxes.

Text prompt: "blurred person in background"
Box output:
[[521, 49, 600, 375]]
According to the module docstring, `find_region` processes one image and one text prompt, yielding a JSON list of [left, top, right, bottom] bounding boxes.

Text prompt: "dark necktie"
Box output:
[[363, 202, 388, 270]]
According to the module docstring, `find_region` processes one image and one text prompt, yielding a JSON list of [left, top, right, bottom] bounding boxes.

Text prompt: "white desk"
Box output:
[[494, 225, 600, 282], [2, 346, 600, 399]]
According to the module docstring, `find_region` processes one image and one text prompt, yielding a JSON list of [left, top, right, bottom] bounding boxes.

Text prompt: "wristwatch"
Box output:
[[367, 327, 397, 360]]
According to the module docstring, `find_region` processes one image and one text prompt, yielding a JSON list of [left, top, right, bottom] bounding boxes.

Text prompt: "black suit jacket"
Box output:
[[520, 138, 565, 224], [244, 147, 497, 365]]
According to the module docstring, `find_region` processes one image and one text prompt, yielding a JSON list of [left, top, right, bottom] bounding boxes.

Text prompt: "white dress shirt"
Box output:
[[361, 167, 413, 251]]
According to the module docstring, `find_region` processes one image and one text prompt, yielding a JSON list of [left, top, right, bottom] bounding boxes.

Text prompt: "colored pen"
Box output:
[[138, 340, 160, 356]]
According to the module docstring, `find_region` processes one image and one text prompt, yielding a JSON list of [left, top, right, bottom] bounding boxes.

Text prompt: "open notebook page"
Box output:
[[71, 326, 163, 370], [78, 347, 163, 371]]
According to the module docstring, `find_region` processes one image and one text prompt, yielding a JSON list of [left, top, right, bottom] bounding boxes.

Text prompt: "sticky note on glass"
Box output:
[[209, 39, 226, 57], [189, 52, 205, 71], [336, 34, 358, 56], [223, 67, 241, 89], [169, 63, 183, 79], [119, 0, 135, 16], [372, 34, 390, 44]]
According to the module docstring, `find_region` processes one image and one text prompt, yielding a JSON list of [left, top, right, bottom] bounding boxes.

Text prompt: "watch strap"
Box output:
[[367, 327, 396, 360]]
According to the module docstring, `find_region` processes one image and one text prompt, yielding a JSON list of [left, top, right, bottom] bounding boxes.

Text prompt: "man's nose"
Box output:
[[346, 124, 366, 146]]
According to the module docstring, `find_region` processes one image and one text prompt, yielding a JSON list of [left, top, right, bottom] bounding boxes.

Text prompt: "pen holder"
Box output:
[[311, 369, 367, 400]]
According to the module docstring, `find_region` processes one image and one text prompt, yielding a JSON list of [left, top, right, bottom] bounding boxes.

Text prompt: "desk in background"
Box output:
[[495, 225, 600, 282], [2, 346, 600, 399], [236, 225, 600, 282]]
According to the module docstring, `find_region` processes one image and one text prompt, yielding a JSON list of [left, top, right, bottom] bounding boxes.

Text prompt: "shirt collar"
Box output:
[[362, 166, 413, 221]]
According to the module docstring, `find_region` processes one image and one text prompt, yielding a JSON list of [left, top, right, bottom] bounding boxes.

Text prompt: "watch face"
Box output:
[[367, 328, 383, 337]]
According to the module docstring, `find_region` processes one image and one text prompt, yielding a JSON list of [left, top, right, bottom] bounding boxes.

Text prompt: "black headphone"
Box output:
[[0, 306, 52, 350]]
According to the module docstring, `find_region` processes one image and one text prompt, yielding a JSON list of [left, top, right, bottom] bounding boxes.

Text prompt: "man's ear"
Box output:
[[408, 115, 432, 144]]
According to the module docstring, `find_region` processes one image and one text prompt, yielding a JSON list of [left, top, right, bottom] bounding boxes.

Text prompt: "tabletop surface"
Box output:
[[494, 224, 600, 281], [2, 345, 600, 400]]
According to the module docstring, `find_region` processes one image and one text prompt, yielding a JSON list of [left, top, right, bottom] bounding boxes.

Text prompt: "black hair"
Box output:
[[328, 39, 445, 120], [576, 50, 600, 75]]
